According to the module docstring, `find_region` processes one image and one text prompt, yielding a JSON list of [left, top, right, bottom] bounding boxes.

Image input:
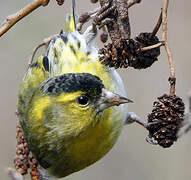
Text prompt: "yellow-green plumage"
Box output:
[[18, 2, 128, 178]]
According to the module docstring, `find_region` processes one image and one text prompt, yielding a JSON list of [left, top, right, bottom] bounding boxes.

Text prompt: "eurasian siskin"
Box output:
[[18, 0, 132, 178]]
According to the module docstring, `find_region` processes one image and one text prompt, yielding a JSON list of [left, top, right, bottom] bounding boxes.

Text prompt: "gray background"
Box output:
[[0, 0, 191, 179]]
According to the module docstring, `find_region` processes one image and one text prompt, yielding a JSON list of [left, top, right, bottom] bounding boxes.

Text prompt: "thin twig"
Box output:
[[162, 0, 176, 96], [28, 33, 58, 68], [126, 0, 142, 9], [139, 41, 164, 52], [80, 0, 142, 45], [30, 43, 47, 65], [152, 11, 162, 37], [0, 0, 50, 37]]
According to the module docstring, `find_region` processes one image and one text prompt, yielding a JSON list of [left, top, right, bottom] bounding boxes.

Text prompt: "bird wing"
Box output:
[[18, 56, 50, 124]]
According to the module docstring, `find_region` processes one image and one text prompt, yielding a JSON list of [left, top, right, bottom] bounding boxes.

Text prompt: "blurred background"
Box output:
[[0, 0, 191, 179]]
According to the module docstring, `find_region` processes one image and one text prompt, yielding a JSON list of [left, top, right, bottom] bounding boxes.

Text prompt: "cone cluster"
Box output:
[[14, 122, 40, 179], [99, 32, 160, 69], [29, 152, 40, 180], [14, 123, 29, 175], [147, 94, 185, 148]]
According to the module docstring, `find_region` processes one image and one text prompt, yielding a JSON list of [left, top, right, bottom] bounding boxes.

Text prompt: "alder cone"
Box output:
[[99, 32, 161, 69], [147, 94, 185, 148], [132, 32, 161, 69], [14, 123, 30, 175]]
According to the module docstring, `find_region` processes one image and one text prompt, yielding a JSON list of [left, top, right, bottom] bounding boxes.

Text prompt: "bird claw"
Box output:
[[146, 135, 158, 145], [145, 120, 161, 130]]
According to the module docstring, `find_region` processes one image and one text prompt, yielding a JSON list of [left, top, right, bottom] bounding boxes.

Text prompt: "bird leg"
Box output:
[[125, 112, 160, 145], [126, 112, 161, 130], [125, 112, 148, 127]]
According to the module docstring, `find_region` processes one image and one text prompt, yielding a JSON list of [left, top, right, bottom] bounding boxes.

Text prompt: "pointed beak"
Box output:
[[96, 88, 133, 113]]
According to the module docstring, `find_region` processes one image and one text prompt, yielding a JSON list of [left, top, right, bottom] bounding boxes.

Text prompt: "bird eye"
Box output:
[[77, 95, 89, 105]]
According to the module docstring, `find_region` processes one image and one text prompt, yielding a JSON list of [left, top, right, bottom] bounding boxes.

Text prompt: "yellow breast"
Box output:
[[69, 106, 124, 166]]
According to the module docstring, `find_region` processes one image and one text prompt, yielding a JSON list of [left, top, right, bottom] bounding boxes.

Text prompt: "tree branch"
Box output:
[[99, 0, 140, 47], [0, 0, 51, 37], [126, 0, 142, 9], [162, 0, 176, 96], [28, 33, 58, 68], [0, 0, 65, 38]]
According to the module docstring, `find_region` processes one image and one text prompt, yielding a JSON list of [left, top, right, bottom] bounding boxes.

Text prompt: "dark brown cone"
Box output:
[[147, 94, 185, 148], [99, 39, 138, 68], [132, 32, 160, 69], [14, 123, 30, 175], [99, 32, 160, 69]]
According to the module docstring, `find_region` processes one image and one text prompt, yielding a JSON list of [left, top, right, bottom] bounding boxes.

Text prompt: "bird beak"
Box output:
[[96, 88, 133, 113]]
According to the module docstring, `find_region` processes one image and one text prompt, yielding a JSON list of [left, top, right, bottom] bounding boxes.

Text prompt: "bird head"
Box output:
[[41, 73, 132, 138]]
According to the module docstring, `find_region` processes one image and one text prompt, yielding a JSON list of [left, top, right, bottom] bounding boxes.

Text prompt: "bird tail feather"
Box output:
[[65, 0, 77, 32]]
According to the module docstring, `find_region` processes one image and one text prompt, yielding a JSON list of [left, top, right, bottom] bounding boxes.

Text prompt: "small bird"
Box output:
[[18, 0, 132, 178]]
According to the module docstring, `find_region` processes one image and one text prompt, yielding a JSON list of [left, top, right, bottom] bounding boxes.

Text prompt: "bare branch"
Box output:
[[162, 0, 176, 96], [126, 0, 142, 9], [99, 0, 131, 47], [0, 0, 51, 38], [28, 33, 58, 68], [114, 0, 131, 40]]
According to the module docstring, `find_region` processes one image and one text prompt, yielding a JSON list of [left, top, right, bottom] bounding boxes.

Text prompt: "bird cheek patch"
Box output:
[[30, 96, 51, 122]]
